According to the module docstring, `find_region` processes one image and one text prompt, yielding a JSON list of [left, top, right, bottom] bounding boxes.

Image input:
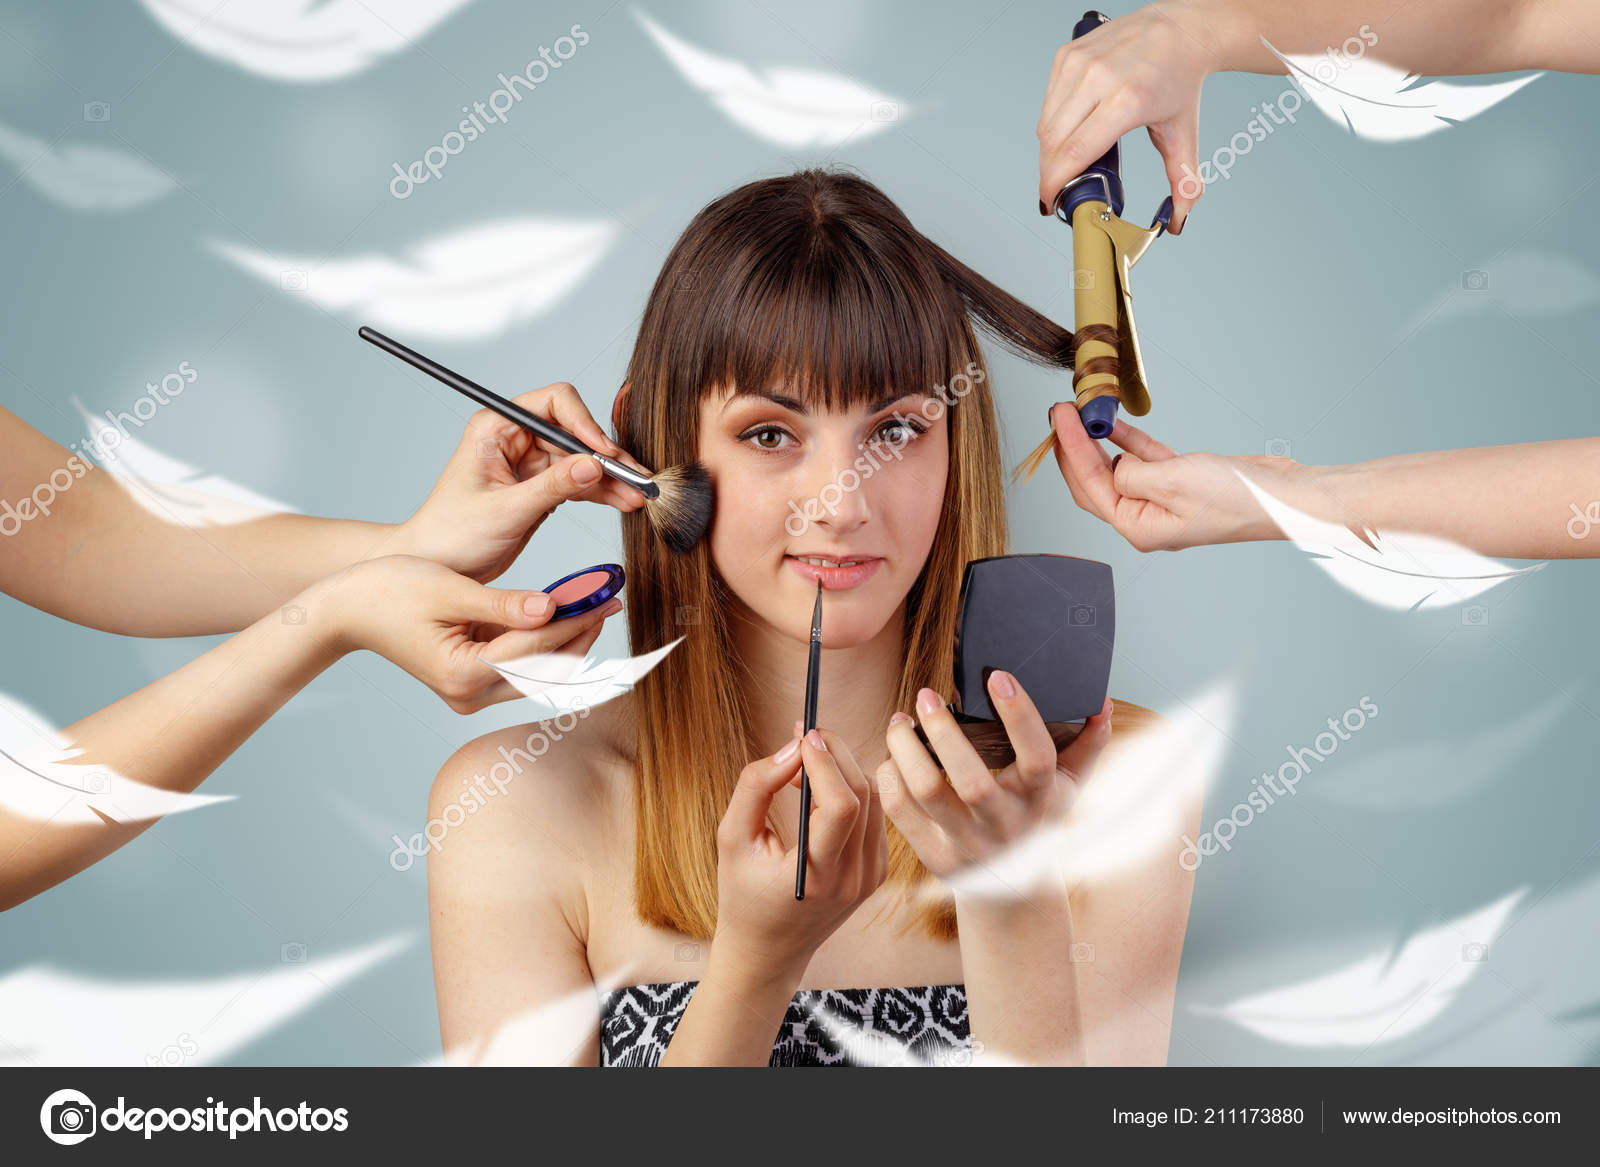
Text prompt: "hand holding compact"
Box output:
[[879, 671, 1113, 896], [399, 380, 651, 583], [319, 554, 621, 713], [711, 729, 888, 982]]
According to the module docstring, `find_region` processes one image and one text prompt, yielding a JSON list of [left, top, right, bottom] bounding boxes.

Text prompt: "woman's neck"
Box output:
[[732, 597, 905, 812]]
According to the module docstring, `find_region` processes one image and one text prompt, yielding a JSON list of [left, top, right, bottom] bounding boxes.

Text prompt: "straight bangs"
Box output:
[[704, 218, 973, 413]]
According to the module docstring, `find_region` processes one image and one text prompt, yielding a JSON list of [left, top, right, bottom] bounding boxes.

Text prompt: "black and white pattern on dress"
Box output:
[[599, 981, 971, 1067]]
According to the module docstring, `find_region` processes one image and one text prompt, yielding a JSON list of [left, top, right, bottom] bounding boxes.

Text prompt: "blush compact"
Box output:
[[540, 563, 625, 621]]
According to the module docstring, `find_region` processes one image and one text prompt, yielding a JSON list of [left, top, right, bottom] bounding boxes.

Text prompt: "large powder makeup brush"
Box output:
[[359, 326, 713, 553]]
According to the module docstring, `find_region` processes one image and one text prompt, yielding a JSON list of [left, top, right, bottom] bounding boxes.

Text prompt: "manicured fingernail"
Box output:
[[524, 593, 553, 618], [989, 670, 1017, 700], [1047, 402, 1058, 428], [775, 736, 800, 763], [1110, 453, 1123, 472], [806, 729, 828, 752], [1039, 198, 1048, 216], [600, 597, 623, 616], [916, 688, 941, 716], [571, 455, 602, 484], [889, 711, 912, 726]]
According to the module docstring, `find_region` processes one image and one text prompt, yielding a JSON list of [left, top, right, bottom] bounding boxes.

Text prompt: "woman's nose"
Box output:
[[805, 446, 871, 531]]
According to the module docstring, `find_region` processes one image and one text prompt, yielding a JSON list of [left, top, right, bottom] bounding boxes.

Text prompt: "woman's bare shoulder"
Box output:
[[427, 694, 637, 861]]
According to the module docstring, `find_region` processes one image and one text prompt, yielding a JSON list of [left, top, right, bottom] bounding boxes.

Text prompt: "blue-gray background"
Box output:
[[1, 0, 1596, 1066]]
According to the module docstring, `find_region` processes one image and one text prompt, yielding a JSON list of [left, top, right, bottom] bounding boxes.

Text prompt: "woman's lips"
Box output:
[[784, 555, 883, 590]]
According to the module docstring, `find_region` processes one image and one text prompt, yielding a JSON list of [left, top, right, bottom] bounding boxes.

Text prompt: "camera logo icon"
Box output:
[[83, 101, 111, 122], [1462, 942, 1489, 962], [40, 1089, 96, 1145], [1462, 269, 1489, 291], [1069, 604, 1096, 626], [869, 100, 898, 122], [1265, 437, 1293, 458], [280, 269, 308, 291], [1461, 605, 1488, 627]]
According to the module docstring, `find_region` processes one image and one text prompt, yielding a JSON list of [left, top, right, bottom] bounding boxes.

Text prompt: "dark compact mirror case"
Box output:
[[916, 554, 1116, 769]]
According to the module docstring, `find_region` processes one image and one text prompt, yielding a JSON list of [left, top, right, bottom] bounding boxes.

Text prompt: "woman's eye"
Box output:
[[739, 425, 795, 451], [874, 418, 926, 446]]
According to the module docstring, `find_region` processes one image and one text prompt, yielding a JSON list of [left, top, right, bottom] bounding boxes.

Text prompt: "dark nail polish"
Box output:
[[1039, 198, 1049, 217], [1047, 402, 1058, 427], [1110, 453, 1123, 471]]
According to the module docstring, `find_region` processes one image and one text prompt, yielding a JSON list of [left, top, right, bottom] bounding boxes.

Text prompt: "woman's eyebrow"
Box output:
[[721, 390, 928, 416]]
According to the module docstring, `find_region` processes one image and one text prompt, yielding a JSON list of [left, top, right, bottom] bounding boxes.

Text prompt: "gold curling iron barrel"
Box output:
[[1048, 10, 1176, 438]]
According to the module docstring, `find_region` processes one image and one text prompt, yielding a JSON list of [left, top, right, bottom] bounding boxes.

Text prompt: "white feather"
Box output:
[[1312, 693, 1570, 811], [0, 120, 175, 212], [1193, 890, 1524, 1047], [1262, 37, 1540, 142], [208, 218, 618, 340], [0, 692, 234, 826], [138, 0, 476, 82], [1403, 250, 1600, 335], [485, 637, 683, 718], [441, 971, 639, 1066], [635, 8, 909, 148], [914, 681, 1233, 905], [0, 934, 410, 1066], [73, 398, 296, 528], [1236, 469, 1543, 610]]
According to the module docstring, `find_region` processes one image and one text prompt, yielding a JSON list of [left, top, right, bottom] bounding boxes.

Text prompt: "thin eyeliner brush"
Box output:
[[795, 580, 822, 900], [358, 325, 713, 553]]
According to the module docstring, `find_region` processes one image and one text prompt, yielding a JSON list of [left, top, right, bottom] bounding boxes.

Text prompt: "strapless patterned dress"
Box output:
[[599, 980, 972, 1067]]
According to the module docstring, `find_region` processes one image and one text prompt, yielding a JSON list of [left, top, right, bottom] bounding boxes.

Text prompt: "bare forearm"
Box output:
[[4, 470, 403, 635], [658, 945, 802, 1067], [0, 578, 348, 909], [1, 403, 412, 634], [1178, 0, 1595, 75], [1304, 438, 1600, 559], [956, 885, 1085, 1066]]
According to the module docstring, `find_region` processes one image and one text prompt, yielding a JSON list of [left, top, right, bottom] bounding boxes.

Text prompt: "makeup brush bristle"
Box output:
[[645, 459, 715, 554]]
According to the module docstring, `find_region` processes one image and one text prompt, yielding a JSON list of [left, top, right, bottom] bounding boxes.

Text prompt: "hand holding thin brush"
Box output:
[[709, 729, 887, 984]]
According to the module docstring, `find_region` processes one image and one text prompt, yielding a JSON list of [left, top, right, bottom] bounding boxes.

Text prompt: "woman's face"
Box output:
[[699, 382, 949, 647]]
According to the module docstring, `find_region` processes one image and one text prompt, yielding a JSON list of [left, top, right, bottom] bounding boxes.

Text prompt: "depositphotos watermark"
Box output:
[[1, 361, 197, 537], [1567, 501, 1599, 540], [1179, 696, 1378, 871], [390, 24, 590, 198], [1176, 25, 1379, 199], [40, 1088, 347, 1144], [389, 700, 592, 870], [784, 361, 986, 536]]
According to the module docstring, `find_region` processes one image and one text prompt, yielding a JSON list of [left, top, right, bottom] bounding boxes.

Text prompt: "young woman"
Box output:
[[427, 168, 1203, 1067]]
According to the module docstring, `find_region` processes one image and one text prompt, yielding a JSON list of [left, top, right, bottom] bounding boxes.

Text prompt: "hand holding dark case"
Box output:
[[915, 553, 1115, 769]]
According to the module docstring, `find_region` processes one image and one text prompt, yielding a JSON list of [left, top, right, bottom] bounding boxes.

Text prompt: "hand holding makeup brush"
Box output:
[[397, 380, 653, 583], [709, 729, 888, 986]]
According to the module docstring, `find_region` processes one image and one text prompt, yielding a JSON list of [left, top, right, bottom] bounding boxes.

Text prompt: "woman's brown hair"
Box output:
[[615, 166, 1150, 942]]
